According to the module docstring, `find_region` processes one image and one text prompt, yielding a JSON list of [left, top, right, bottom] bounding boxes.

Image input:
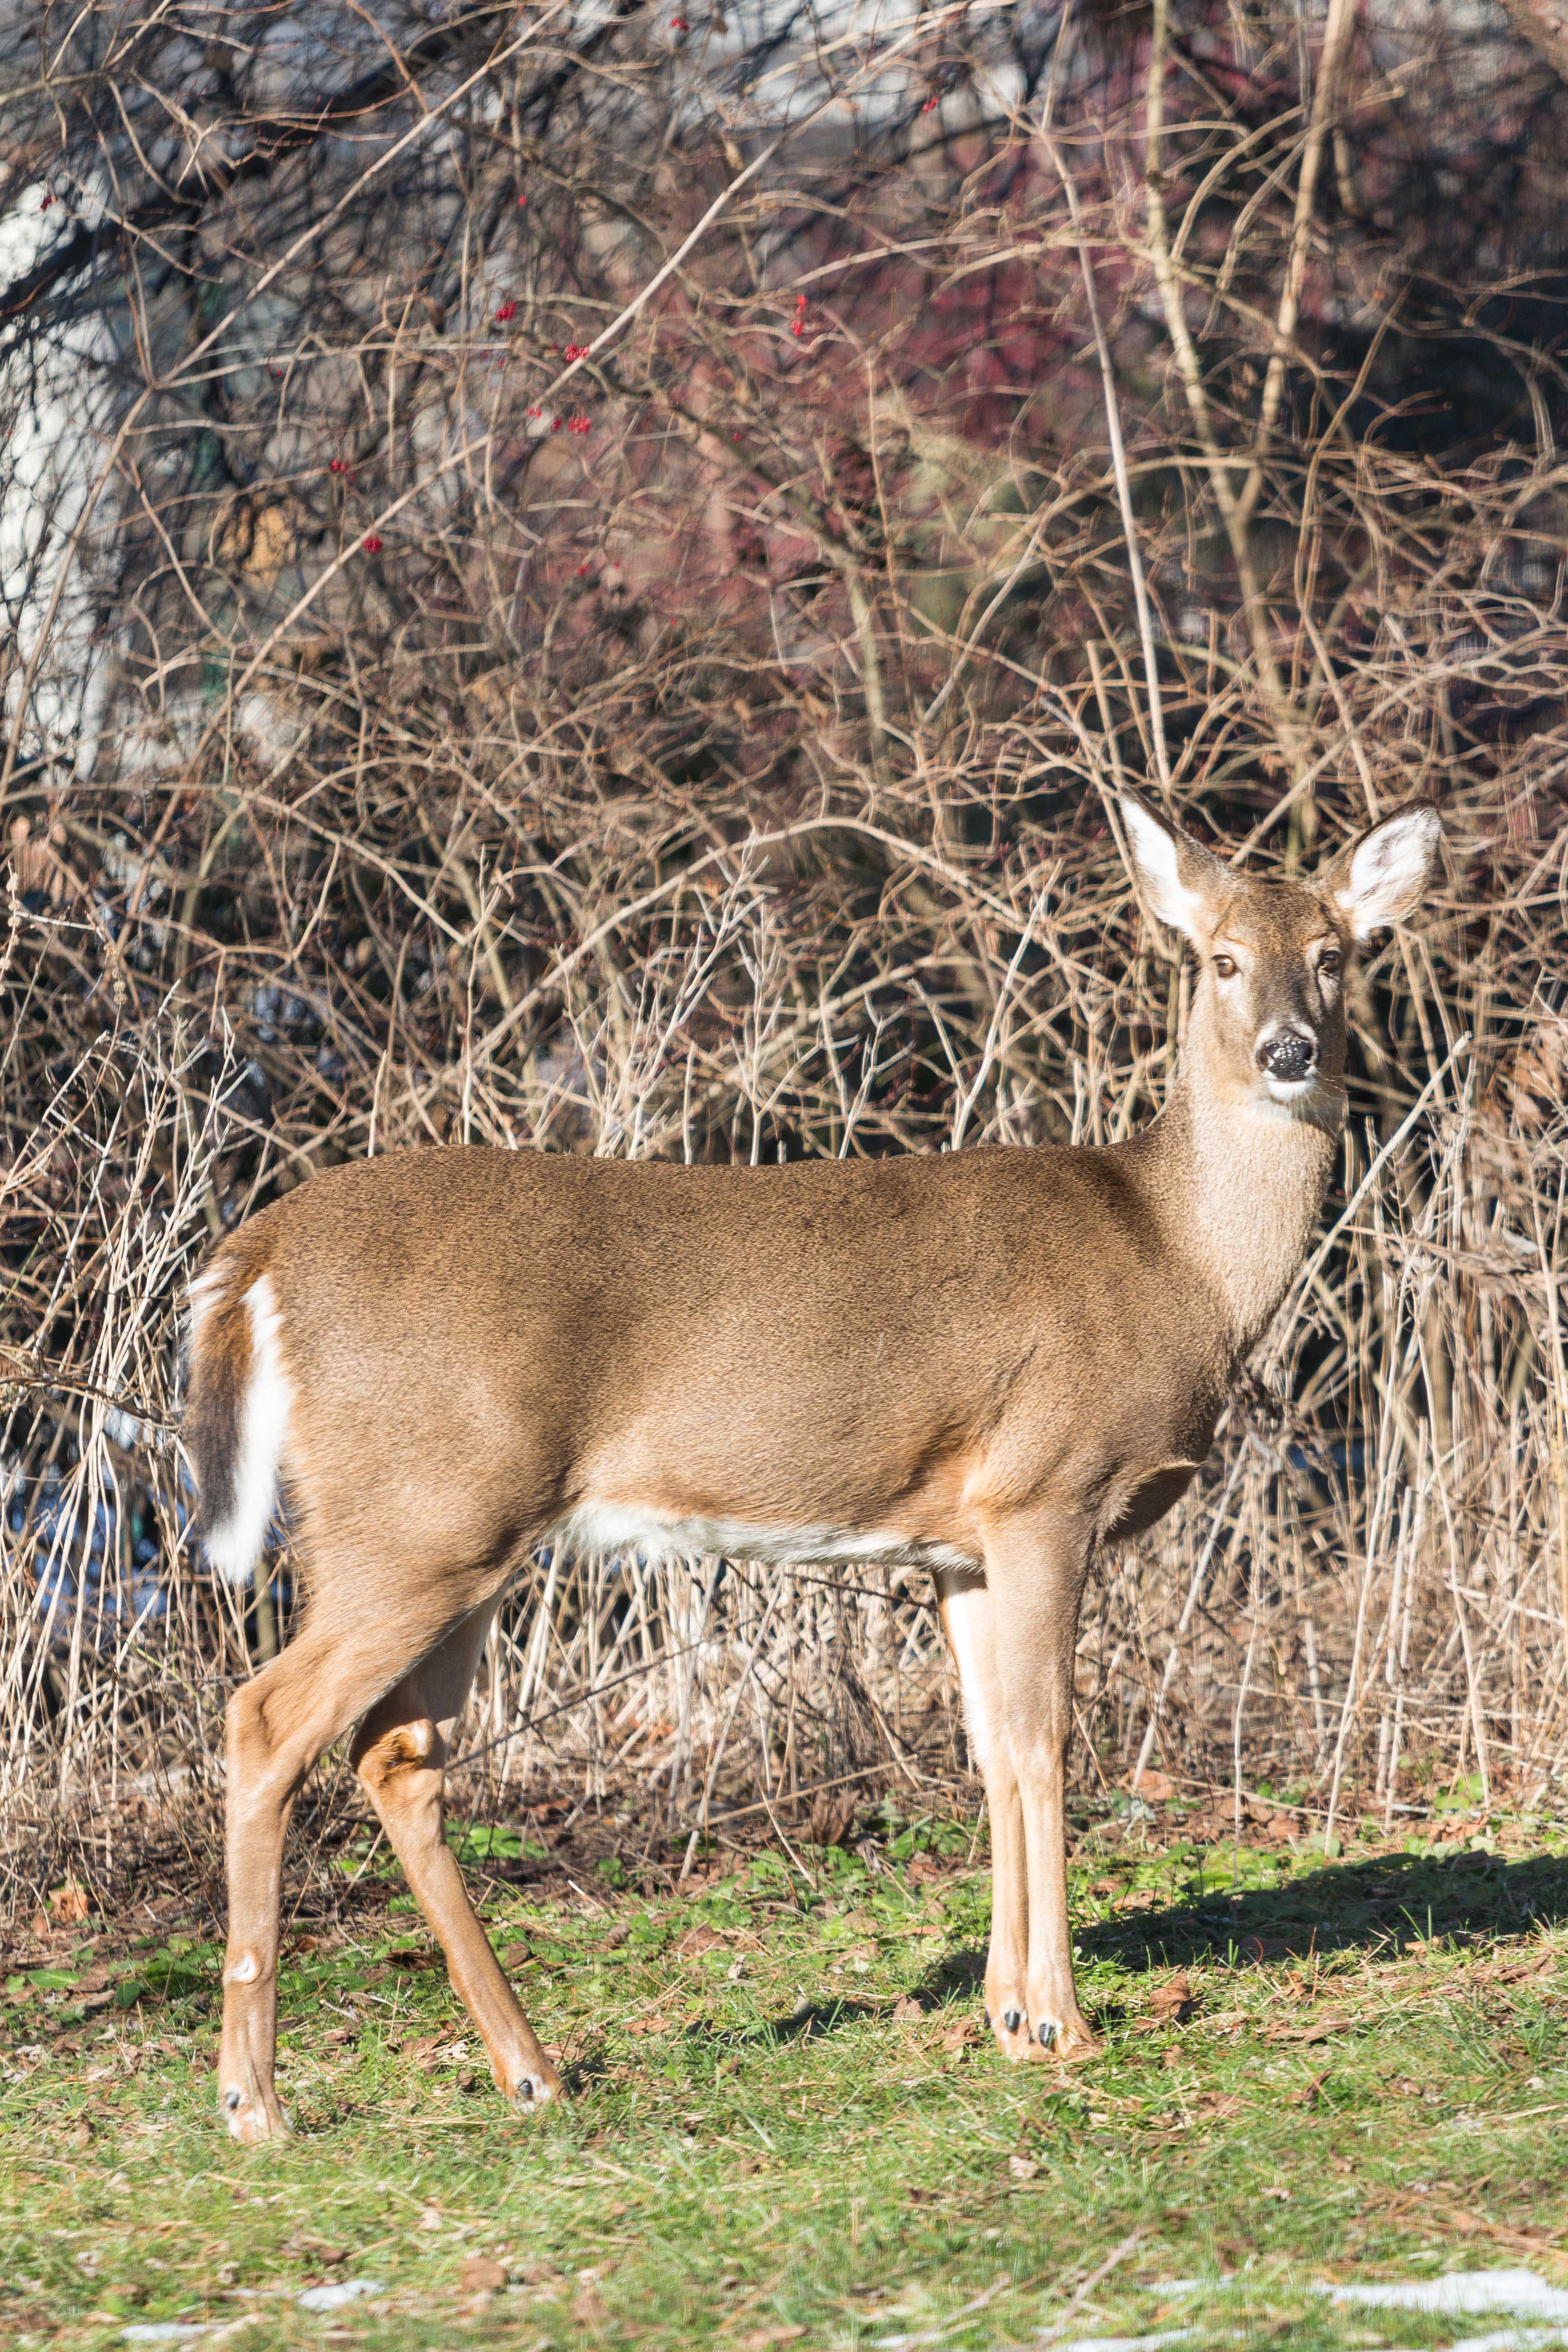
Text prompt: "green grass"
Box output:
[[5, 1803, 1568, 2350]]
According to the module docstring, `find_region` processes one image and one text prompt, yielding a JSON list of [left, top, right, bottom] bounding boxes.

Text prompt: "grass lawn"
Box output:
[[4, 1796, 1568, 2351]]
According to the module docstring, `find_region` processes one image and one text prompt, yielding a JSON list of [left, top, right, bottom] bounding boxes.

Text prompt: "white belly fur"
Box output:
[[547, 1499, 979, 1575]]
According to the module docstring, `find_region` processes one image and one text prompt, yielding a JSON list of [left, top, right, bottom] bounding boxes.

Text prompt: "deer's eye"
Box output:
[[1318, 949, 1342, 979], [1212, 954, 1238, 980]]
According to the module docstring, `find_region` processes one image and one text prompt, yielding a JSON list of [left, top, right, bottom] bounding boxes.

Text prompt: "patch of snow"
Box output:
[[1450, 2332, 1568, 2352], [1058, 2336, 1193, 2351], [295, 2278, 385, 2313], [1317, 2272, 1568, 2322]]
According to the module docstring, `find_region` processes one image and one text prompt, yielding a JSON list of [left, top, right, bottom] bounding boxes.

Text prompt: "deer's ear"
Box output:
[[1117, 792, 1229, 942], [1325, 803, 1444, 942]]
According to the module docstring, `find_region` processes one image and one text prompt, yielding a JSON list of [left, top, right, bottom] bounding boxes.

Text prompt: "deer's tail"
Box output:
[[185, 1243, 291, 1584]]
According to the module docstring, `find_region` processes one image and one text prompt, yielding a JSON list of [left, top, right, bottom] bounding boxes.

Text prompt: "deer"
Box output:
[[184, 789, 1443, 2141]]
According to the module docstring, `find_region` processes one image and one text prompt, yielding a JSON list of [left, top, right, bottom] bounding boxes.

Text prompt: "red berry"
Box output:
[[362, 534, 382, 554], [790, 319, 804, 337], [671, 14, 689, 27], [494, 301, 518, 324]]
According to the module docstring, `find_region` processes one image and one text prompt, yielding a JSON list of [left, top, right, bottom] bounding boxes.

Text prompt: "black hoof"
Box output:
[[1038, 2020, 1056, 2048], [1003, 2007, 1024, 2034]]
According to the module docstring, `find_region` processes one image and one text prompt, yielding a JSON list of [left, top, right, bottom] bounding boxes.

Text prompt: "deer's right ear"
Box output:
[[1117, 792, 1226, 943]]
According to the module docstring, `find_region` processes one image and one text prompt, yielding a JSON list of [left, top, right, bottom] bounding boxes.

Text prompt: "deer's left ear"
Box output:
[[1322, 803, 1444, 942]]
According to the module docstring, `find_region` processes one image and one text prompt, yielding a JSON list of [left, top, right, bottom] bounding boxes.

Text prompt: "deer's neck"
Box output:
[[1137, 1030, 1343, 1358]]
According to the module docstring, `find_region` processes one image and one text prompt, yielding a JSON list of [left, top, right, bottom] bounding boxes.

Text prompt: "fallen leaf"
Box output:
[[69, 2117, 93, 2148], [738, 2329, 804, 2349], [1198, 2092, 1243, 2119], [289, 2238, 350, 2266], [891, 1994, 925, 2024], [1265, 2017, 1349, 2046], [49, 1882, 91, 1923], [1149, 1971, 1196, 2023], [808, 1788, 858, 1848], [1127, 1769, 1175, 1803], [459, 2257, 508, 2293], [1435, 2205, 1564, 2256], [941, 2018, 979, 2054], [677, 1925, 727, 1957], [401, 2033, 445, 2066], [1008, 2154, 1040, 2180], [570, 2280, 610, 2328]]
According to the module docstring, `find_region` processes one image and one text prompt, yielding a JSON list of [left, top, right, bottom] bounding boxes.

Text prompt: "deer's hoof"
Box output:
[[1024, 2014, 1101, 2066], [505, 2061, 563, 2111], [221, 2084, 292, 2143]]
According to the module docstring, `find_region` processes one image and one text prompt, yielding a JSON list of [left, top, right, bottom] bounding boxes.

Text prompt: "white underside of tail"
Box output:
[[194, 1269, 292, 1583]]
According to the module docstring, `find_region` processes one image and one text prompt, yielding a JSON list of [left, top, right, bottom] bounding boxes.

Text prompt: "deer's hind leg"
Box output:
[[350, 1606, 561, 2111], [219, 1596, 488, 2144]]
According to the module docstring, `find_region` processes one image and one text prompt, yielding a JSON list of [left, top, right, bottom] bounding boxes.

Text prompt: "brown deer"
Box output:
[[185, 790, 1443, 2141]]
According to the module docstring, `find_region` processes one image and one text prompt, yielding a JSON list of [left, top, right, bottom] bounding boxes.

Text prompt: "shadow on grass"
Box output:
[[1079, 1846, 1568, 1974], [909, 1848, 1568, 2009], [676, 1995, 906, 2058]]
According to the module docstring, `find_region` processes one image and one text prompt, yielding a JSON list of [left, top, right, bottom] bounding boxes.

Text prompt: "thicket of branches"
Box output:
[[3, 0, 1568, 1897]]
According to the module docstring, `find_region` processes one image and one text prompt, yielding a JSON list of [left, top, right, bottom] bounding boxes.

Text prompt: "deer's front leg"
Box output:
[[936, 1569, 1029, 2062], [983, 1516, 1100, 2063]]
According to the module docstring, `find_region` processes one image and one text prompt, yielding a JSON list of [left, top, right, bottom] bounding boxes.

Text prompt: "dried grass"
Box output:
[[1, 0, 1566, 1901]]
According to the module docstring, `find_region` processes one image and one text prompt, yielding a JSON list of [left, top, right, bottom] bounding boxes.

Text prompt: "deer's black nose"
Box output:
[[1257, 1030, 1316, 1082]]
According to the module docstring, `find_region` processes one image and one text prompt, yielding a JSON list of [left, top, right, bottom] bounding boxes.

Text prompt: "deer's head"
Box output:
[[1118, 793, 1445, 1123]]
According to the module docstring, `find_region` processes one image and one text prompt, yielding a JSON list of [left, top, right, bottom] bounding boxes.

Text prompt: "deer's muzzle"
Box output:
[[1256, 1029, 1317, 1082]]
